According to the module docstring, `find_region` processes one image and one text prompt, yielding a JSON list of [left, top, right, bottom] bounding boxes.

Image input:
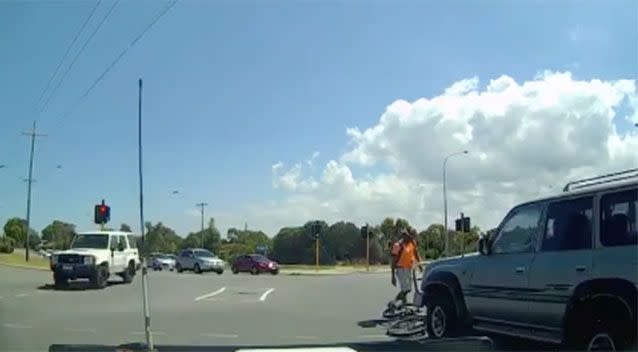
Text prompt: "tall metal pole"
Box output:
[[137, 79, 154, 352], [196, 203, 208, 248], [22, 121, 46, 262], [315, 238, 319, 272], [443, 150, 468, 257], [365, 224, 370, 271]]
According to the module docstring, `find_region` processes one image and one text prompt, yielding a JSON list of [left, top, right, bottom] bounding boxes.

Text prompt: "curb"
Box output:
[[0, 260, 50, 272]]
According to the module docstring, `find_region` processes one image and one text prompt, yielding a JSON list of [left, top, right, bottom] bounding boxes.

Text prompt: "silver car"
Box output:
[[152, 254, 175, 271], [175, 248, 224, 274]]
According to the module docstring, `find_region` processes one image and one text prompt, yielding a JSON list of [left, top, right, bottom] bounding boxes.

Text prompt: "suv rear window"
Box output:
[[542, 196, 593, 251], [127, 235, 137, 248], [600, 189, 637, 247]]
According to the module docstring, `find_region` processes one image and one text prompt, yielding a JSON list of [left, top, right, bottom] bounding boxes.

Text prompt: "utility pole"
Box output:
[[196, 202, 208, 248], [244, 222, 247, 231], [22, 121, 46, 262]]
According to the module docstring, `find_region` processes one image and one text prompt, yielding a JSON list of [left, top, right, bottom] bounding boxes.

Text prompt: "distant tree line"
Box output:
[[1, 216, 491, 263]]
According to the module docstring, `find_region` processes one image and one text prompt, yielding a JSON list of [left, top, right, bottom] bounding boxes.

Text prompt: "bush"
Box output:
[[0, 237, 15, 253]]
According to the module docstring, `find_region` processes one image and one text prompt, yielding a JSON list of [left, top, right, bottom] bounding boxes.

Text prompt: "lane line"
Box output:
[[281, 335, 317, 339], [15, 293, 28, 297], [194, 286, 226, 301], [3, 323, 32, 329], [259, 288, 275, 302], [199, 332, 239, 338], [64, 327, 97, 333], [131, 331, 166, 335]]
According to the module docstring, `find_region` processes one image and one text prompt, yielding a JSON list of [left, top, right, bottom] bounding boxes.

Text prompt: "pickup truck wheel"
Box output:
[[122, 262, 135, 284], [194, 263, 202, 274], [426, 294, 457, 338], [91, 266, 108, 289]]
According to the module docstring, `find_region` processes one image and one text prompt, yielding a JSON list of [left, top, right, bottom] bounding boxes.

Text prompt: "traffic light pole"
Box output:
[[137, 79, 154, 352], [365, 225, 370, 272], [315, 238, 319, 272]]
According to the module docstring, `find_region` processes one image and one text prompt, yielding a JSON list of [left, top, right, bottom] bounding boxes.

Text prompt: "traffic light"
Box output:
[[94, 201, 111, 225], [455, 216, 471, 232], [360, 225, 369, 239], [311, 221, 321, 239]]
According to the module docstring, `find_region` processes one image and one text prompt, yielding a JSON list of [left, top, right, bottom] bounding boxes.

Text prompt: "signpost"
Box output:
[[311, 221, 321, 272], [361, 224, 369, 271]]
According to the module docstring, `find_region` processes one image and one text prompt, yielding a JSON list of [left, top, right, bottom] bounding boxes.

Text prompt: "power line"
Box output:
[[39, 0, 120, 114], [55, 0, 178, 126], [36, 1, 102, 110]]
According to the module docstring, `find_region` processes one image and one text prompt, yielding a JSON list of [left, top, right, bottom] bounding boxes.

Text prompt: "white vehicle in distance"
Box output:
[[50, 231, 141, 289]]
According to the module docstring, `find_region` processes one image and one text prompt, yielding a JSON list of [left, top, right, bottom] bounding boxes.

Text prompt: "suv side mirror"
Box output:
[[478, 237, 490, 255]]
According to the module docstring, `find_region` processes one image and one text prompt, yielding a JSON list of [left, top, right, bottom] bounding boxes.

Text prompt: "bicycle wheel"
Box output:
[[387, 315, 426, 337]]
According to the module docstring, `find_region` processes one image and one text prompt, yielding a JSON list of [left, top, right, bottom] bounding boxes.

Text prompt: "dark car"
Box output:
[[231, 254, 279, 275]]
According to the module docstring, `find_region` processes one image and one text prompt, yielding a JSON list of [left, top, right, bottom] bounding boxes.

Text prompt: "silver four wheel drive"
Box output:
[[419, 169, 637, 351]]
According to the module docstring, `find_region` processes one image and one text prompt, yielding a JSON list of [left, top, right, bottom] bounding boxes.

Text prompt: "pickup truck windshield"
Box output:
[[71, 234, 109, 249]]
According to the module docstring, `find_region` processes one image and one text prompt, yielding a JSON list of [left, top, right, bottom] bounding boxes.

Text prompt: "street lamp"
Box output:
[[443, 150, 469, 257]]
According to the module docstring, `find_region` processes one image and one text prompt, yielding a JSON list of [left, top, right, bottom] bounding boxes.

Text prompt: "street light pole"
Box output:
[[443, 150, 468, 257], [195, 202, 208, 248]]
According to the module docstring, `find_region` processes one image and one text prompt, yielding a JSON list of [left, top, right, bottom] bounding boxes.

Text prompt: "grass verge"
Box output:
[[0, 251, 50, 270]]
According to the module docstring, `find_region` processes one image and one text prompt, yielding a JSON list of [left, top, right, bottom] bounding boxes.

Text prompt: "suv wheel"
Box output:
[[215, 269, 223, 275], [91, 266, 108, 289], [250, 266, 259, 275], [426, 293, 457, 338], [53, 273, 68, 289], [194, 263, 202, 274], [232, 266, 239, 274], [176, 263, 183, 273], [122, 262, 135, 284]]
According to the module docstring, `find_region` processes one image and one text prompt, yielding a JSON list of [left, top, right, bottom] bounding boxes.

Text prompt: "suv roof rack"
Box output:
[[563, 168, 638, 192]]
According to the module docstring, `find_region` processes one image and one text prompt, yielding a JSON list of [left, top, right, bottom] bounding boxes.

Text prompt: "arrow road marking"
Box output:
[[194, 286, 226, 301], [259, 288, 275, 302]]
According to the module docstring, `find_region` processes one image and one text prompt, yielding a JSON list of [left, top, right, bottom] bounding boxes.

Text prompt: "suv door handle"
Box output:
[[575, 266, 586, 272], [515, 267, 525, 273]]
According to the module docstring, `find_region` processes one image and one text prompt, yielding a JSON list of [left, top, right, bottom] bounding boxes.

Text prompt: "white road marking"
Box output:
[[131, 331, 166, 335], [259, 288, 275, 301], [15, 293, 28, 297], [239, 349, 355, 352], [64, 327, 97, 333], [359, 334, 390, 339], [199, 332, 239, 338], [281, 335, 317, 339], [3, 323, 32, 329], [194, 286, 226, 301]]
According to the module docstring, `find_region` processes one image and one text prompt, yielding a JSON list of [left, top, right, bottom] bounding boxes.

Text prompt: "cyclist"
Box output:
[[390, 228, 423, 307]]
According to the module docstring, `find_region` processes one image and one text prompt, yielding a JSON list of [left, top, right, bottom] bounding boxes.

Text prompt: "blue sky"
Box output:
[[1, 0, 636, 237]]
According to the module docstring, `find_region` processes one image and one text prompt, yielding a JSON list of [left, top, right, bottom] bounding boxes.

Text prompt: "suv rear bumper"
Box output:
[[53, 264, 98, 280]]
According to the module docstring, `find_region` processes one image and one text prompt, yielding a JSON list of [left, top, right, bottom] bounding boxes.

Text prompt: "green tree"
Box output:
[[182, 218, 221, 253], [143, 222, 182, 255], [3, 217, 36, 248], [41, 220, 76, 250], [120, 224, 132, 232], [226, 228, 271, 253]]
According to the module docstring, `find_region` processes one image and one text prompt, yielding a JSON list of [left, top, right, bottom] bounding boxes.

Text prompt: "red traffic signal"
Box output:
[[94, 203, 111, 224]]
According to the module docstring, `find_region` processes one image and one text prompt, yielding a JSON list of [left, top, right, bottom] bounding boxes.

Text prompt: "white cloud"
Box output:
[[218, 72, 638, 236]]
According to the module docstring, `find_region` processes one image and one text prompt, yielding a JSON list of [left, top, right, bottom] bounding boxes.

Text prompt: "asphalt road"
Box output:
[[0, 265, 408, 351], [0, 265, 559, 352]]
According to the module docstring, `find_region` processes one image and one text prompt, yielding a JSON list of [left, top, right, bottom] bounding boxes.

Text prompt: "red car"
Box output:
[[231, 254, 279, 275]]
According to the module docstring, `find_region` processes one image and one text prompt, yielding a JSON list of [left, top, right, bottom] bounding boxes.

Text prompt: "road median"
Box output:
[[280, 265, 391, 276]]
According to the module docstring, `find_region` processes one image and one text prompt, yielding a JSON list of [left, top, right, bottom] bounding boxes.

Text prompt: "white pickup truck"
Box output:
[[50, 231, 141, 289]]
